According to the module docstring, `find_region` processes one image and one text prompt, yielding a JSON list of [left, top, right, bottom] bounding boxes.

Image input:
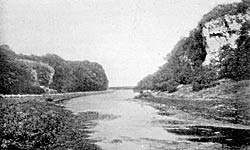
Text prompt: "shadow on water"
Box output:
[[167, 125, 250, 149]]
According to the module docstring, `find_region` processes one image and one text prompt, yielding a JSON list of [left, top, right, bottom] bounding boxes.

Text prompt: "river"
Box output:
[[65, 90, 234, 150]]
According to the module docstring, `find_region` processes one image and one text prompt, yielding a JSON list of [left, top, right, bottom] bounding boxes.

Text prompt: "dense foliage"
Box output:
[[135, 28, 206, 92], [218, 22, 250, 81], [63, 61, 108, 92], [135, 0, 250, 92], [0, 45, 44, 94], [199, 0, 250, 25], [0, 98, 100, 150], [0, 45, 108, 94], [17, 59, 55, 87]]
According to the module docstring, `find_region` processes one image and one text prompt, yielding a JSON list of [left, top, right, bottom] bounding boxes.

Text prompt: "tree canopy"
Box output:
[[135, 0, 250, 92], [0, 46, 109, 94]]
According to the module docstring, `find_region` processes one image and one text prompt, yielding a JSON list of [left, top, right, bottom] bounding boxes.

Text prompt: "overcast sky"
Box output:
[[0, 0, 240, 86]]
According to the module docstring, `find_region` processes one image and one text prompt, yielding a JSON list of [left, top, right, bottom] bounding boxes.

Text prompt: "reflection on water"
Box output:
[[66, 90, 182, 150], [167, 125, 250, 149], [65, 90, 249, 150]]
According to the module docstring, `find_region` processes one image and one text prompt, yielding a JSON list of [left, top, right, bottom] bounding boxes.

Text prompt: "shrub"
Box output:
[[218, 22, 250, 81], [25, 86, 45, 94], [192, 81, 203, 91], [155, 79, 178, 93], [192, 67, 217, 91], [0, 100, 100, 150]]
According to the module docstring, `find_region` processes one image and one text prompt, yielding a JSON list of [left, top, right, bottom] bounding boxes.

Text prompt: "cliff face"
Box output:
[[0, 45, 109, 94], [202, 10, 250, 66], [136, 1, 250, 92]]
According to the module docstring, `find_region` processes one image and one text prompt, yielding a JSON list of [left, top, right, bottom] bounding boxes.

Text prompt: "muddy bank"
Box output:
[[139, 96, 250, 149], [136, 80, 250, 126], [143, 96, 250, 126], [135, 80, 250, 149], [2, 90, 113, 104], [167, 125, 250, 148]]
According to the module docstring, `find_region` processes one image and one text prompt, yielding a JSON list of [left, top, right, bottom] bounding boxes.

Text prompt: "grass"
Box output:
[[0, 97, 101, 150], [140, 80, 250, 126], [143, 96, 250, 126]]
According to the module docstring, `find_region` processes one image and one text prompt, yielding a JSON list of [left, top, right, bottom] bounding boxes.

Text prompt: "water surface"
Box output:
[[66, 90, 249, 150], [66, 90, 188, 150]]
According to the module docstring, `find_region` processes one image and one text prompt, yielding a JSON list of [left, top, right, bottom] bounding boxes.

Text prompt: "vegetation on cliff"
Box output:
[[0, 45, 108, 94], [135, 0, 250, 92]]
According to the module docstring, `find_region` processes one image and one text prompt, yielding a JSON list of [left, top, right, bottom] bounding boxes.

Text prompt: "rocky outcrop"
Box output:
[[1, 45, 109, 94], [202, 10, 250, 66], [135, 1, 250, 93]]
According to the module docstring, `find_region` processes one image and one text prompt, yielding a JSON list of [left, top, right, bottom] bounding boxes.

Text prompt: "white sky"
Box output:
[[0, 0, 240, 86]]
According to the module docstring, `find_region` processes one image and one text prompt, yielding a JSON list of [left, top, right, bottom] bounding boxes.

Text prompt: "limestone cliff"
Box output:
[[201, 4, 250, 66]]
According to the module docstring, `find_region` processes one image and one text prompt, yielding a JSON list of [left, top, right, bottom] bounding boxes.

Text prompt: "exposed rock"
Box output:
[[202, 10, 250, 66], [40, 86, 58, 94]]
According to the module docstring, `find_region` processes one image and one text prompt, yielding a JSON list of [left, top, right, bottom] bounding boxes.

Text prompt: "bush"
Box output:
[[192, 81, 203, 91], [0, 100, 100, 150], [192, 67, 217, 91], [217, 22, 250, 81], [155, 79, 178, 93], [25, 86, 45, 94]]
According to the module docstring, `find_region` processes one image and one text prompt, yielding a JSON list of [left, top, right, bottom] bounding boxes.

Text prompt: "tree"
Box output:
[[134, 74, 155, 91], [63, 61, 108, 92], [0, 45, 44, 94], [185, 28, 207, 69], [218, 22, 250, 81], [0, 45, 109, 94]]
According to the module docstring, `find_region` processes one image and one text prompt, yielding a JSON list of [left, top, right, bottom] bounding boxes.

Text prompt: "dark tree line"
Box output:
[[0, 45, 108, 94], [218, 22, 250, 81]]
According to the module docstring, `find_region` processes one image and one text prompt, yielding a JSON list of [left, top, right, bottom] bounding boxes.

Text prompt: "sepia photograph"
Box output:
[[0, 0, 250, 149]]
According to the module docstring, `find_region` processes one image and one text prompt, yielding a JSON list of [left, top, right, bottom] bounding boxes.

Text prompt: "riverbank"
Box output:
[[157, 79, 250, 101], [137, 80, 250, 126], [137, 96, 250, 149], [136, 81, 250, 149], [2, 90, 113, 104], [0, 90, 112, 150]]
